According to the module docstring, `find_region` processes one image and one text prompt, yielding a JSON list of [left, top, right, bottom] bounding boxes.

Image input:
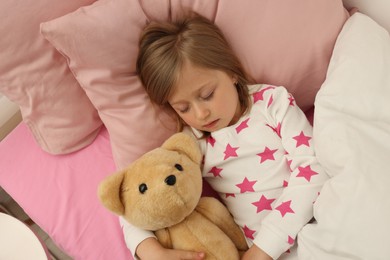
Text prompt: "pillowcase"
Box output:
[[41, 0, 176, 169], [41, 0, 348, 168], [213, 0, 349, 112], [0, 0, 102, 154], [299, 12, 390, 259]]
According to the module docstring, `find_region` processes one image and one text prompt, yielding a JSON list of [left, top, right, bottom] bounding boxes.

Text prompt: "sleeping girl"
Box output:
[[120, 12, 329, 260]]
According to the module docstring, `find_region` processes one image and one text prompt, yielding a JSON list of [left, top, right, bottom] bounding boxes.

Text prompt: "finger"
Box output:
[[177, 251, 205, 260]]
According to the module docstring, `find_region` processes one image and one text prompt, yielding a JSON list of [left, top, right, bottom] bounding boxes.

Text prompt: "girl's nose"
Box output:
[[194, 104, 210, 120]]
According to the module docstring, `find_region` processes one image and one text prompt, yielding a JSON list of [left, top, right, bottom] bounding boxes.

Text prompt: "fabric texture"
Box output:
[[198, 85, 329, 259], [298, 12, 390, 259], [0, 123, 131, 260], [0, 0, 102, 154], [40, 0, 348, 169], [40, 0, 176, 169]]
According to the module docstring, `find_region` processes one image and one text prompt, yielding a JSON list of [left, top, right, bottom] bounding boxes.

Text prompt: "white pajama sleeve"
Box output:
[[253, 86, 330, 259], [119, 217, 156, 259]]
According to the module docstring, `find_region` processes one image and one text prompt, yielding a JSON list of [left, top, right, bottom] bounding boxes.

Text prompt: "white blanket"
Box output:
[[297, 13, 390, 259]]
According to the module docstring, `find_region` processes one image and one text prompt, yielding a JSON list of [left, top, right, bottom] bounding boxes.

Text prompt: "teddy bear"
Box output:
[[98, 132, 248, 259]]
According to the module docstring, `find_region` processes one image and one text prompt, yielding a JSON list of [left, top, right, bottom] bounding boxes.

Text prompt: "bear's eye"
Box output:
[[139, 183, 148, 194], [174, 164, 183, 171]]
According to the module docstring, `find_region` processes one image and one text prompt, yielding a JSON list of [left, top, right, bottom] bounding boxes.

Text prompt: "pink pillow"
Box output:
[[41, 0, 348, 168], [212, 0, 349, 112], [41, 0, 177, 169], [0, 0, 102, 154]]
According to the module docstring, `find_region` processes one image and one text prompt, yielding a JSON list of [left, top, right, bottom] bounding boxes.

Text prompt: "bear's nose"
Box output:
[[165, 175, 176, 186]]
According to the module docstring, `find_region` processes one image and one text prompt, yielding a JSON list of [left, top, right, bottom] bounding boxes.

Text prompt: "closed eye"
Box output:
[[178, 106, 189, 113], [201, 91, 214, 101]]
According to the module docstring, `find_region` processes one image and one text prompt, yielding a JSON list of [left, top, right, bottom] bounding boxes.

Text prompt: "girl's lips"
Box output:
[[203, 119, 219, 129]]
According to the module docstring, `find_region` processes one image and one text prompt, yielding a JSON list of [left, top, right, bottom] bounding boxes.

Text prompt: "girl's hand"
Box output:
[[241, 245, 272, 260], [136, 237, 205, 260]]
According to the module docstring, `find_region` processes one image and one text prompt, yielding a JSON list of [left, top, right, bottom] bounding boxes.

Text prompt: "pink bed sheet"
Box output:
[[0, 123, 132, 259]]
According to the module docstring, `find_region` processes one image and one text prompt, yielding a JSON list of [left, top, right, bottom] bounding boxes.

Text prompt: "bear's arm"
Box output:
[[195, 197, 248, 251], [155, 228, 173, 249]]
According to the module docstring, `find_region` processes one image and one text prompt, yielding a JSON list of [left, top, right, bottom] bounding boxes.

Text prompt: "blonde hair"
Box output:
[[136, 13, 253, 132]]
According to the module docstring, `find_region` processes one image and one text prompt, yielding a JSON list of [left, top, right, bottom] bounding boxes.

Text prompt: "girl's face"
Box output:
[[168, 61, 241, 132]]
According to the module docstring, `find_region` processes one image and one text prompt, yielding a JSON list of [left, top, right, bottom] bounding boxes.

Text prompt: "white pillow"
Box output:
[[298, 12, 390, 259]]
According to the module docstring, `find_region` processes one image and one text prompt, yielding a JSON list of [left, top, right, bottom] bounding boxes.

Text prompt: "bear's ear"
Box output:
[[98, 169, 126, 216], [162, 133, 202, 164]]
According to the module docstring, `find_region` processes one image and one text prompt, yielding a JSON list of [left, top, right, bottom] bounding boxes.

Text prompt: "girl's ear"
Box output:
[[162, 133, 202, 164], [232, 74, 238, 84]]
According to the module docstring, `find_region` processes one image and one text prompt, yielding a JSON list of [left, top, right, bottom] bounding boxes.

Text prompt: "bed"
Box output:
[[0, 0, 389, 259]]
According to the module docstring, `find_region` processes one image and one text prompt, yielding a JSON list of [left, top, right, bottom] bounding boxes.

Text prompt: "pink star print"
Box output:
[[275, 200, 295, 217], [253, 86, 275, 103], [293, 131, 312, 147], [267, 94, 274, 108], [224, 144, 239, 160], [236, 118, 250, 134], [288, 94, 295, 106], [236, 177, 257, 193], [225, 193, 235, 198], [297, 165, 318, 182], [252, 195, 275, 213], [257, 147, 277, 163], [207, 136, 216, 147], [266, 123, 282, 138], [208, 166, 222, 178], [242, 225, 256, 240], [288, 236, 295, 245]]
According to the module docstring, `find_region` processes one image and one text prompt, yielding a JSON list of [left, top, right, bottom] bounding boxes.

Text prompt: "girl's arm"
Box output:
[[120, 217, 205, 259], [241, 244, 272, 260], [136, 238, 205, 260], [252, 86, 330, 259]]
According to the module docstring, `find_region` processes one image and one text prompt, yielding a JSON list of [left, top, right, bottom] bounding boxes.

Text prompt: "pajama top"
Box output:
[[192, 84, 329, 259], [120, 84, 329, 259]]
